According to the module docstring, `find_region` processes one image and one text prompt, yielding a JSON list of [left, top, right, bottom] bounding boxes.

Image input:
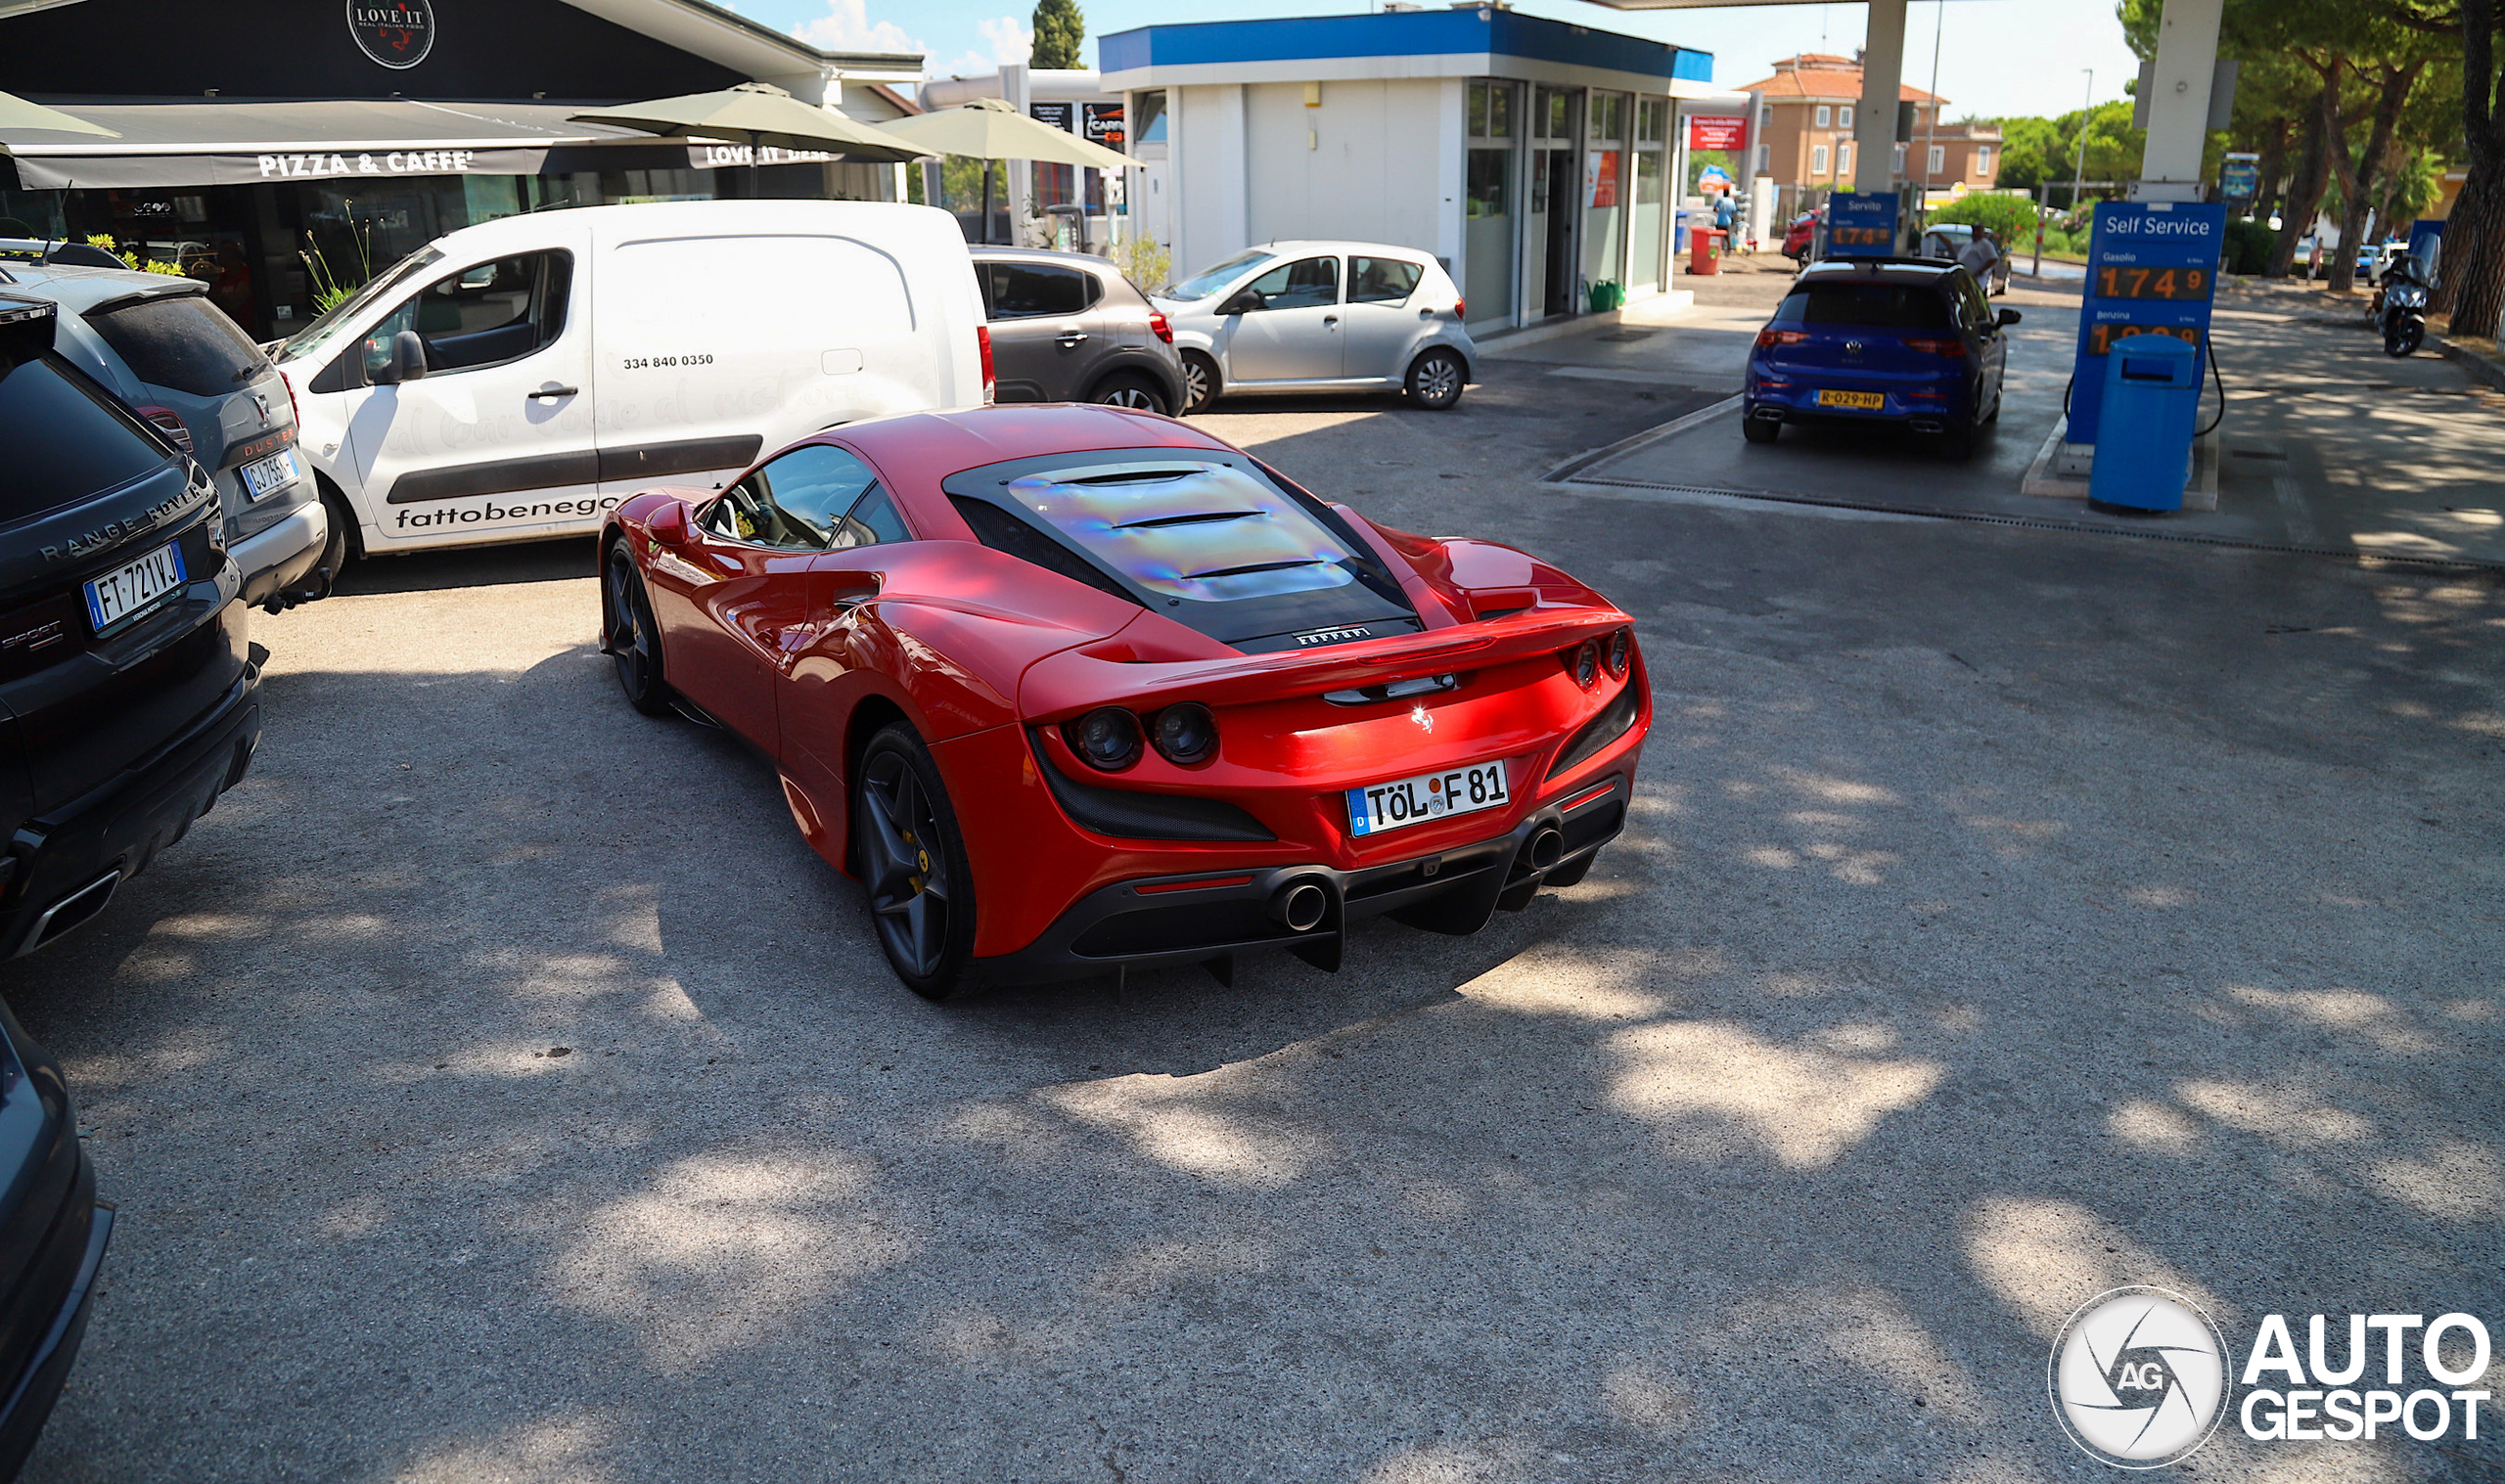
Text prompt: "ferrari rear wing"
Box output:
[[1018, 605, 1631, 720]]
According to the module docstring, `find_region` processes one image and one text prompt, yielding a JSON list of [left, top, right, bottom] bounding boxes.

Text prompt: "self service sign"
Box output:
[[2070, 201, 2226, 444]]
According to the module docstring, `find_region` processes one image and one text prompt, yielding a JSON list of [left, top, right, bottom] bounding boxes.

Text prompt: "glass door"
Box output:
[[1464, 80, 1520, 329], [1630, 98, 1667, 292], [1582, 90, 1629, 300], [1529, 85, 1581, 320]]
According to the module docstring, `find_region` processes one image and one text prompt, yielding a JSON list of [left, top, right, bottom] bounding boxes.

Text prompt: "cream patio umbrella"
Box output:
[[569, 81, 922, 192], [874, 97, 1133, 246]]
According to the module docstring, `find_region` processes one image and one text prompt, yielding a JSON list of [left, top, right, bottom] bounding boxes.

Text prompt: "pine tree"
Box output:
[[1031, 0, 1084, 70]]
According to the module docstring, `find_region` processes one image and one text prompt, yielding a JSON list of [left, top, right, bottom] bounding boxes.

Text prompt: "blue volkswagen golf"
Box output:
[[1743, 257, 2020, 459]]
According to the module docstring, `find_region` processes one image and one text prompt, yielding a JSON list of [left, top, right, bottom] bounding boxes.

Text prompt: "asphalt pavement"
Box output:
[[5, 284, 2501, 1483]]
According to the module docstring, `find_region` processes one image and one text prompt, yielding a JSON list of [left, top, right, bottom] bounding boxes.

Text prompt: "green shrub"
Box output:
[[1927, 193, 2040, 246], [2222, 216, 2274, 276]]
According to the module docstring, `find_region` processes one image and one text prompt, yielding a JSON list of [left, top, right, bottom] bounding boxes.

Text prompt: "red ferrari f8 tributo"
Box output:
[[600, 405, 1648, 997]]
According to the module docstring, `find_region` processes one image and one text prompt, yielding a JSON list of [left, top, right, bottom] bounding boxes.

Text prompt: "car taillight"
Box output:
[[133, 404, 193, 454], [1148, 311, 1173, 344], [278, 364, 300, 428], [1453, 297, 1466, 320], [1565, 639, 1601, 689], [1903, 337, 1968, 358], [1755, 329, 1808, 349], [977, 323, 996, 404]]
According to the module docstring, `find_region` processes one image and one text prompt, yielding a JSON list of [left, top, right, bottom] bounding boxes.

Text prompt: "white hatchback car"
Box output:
[[1154, 242, 1476, 413]]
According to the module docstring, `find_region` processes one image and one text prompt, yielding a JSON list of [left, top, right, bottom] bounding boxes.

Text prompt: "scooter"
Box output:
[[2380, 272, 2428, 357]]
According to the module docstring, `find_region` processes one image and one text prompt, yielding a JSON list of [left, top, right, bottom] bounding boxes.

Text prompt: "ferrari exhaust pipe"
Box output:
[[1270, 879, 1329, 933], [1524, 825, 1565, 873]]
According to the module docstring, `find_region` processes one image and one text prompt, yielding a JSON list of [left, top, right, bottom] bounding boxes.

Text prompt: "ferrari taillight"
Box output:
[[1067, 707, 1142, 771], [1148, 311, 1173, 344], [133, 404, 192, 454], [1605, 628, 1632, 679], [1566, 640, 1601, 689], [977, 324, 996, 404], [1151, 703, 1217, 765]]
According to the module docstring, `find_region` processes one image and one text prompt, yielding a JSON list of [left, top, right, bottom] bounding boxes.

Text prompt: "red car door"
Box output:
[[780, 482, 920, 809], [650, 458, 853, 747]]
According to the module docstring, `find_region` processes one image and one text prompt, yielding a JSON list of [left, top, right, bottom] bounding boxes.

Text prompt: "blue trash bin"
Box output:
[[2087, 334, 2202, 513]]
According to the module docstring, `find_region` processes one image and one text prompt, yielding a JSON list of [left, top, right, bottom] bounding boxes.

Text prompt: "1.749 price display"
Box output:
[[2095, 265, 2211, 301]]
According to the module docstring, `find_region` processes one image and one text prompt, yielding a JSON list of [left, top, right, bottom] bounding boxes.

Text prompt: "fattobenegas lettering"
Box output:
[[393, 496, 620, 530], [256, 150, 478, 180]]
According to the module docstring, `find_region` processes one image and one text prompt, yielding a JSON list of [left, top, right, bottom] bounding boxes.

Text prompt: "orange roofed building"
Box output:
[[1737, 52, 2001, 217]]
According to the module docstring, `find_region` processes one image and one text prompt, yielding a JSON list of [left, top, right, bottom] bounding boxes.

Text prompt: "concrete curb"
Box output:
[[2433, 333, 2505, 391]]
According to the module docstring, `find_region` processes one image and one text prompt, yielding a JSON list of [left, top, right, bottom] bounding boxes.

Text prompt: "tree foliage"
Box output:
[[1030, 0, 1084, 70]]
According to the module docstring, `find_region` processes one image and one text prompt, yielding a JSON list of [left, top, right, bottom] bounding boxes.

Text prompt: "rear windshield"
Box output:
[[1771, 283, 1954, 330], [86, 292, 266, 396], [0, 352, 172, 522]]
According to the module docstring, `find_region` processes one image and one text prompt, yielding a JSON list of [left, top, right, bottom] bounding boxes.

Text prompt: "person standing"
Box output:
[[1956, 226, 2003, 290]]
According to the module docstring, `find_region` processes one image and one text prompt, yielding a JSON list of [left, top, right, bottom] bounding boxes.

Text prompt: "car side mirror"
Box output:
[[373, 329, 428, 384], [1996, 308, 2023, 327], [1219, 291, 1259, 316], [646, 500, 692, 548]]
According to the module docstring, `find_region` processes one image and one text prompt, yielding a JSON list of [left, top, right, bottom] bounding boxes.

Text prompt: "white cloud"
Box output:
[[930, 13, 1033, 76], [791, 0, 922, 55]]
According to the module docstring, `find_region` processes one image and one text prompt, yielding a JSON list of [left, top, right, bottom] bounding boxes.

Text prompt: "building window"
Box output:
[[1812, 144, 1830, 176], [1636, 98, 1665, 145], [1893, 142, 1907, 174], [1468, 79, 1514, 140], [1840, 105, 1854, 129], [1756, 143, 1771, 173], [1975, 144, 1993, 175], [1536, 86, 1573, 141], [1813, 105, 1831, 129], [1839, 142, 1852, 178], [1135, 90, 1167, 146], [1928, 144, 1946, 175], [1591, 92, 1626, 145]]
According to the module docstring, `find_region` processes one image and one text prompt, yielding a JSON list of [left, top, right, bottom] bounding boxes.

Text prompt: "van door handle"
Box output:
[[528, 384, 579, 400], [1323, 315, 1339, 326]]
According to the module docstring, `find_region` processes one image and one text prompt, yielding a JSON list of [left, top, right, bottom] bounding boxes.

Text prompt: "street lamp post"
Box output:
[[2070, 69, 2094, 213]]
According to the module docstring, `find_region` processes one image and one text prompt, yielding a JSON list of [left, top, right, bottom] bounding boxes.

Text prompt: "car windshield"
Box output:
[[277, 246, 443, 364], [1164, 249, 1274, 301], [1771, 282, 1954, 330], [86, 293, 267, 396]]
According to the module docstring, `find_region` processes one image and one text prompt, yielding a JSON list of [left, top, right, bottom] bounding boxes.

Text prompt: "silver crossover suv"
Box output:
[[1154, 241, 1477, 413], [0, 247, 329, 610]]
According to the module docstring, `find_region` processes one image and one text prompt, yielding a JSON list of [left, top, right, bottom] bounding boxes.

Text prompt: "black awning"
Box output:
[[1, 97, 660, 189]]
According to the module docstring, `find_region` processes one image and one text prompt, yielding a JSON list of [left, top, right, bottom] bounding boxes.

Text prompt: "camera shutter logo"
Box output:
[[2050, 1286, 2232, 1468], [347, 0, 435, 69]]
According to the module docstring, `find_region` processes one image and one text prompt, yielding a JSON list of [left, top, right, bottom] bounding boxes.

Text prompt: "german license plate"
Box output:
[[240, 448, 300, 502], [1817, 388, 1886, 410], [1346, 759, 1511, 837], [83, 540, 187, 635]]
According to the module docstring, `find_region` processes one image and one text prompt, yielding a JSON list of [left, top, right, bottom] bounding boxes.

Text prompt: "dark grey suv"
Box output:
[[972, 248, 1188, 416]]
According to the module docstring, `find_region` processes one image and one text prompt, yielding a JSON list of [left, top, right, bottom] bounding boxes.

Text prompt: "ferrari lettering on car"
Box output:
[[599, 403, 1649, 999]]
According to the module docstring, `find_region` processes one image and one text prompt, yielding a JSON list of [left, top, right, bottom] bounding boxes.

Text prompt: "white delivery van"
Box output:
[[273, 200, 989, 557]]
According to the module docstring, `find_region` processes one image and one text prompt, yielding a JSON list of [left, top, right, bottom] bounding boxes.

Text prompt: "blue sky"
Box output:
[[748, 1, 2145, 121]]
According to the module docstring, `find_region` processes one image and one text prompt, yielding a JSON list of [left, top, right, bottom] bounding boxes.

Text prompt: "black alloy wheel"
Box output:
[[1406, 349, 1466, 410], [604, 542, 671, 716], [1179, 352, 1219, 414], [854, 724, 978, 999], [1092, 372, 1169, 415]]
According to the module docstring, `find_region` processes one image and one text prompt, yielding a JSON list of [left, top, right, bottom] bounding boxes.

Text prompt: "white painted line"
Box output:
[[2271, 470, 2322, 546], [1540, 393, 1744, 484]]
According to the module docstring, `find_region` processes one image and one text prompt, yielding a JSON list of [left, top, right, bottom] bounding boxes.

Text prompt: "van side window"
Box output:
[[359, 250, 572, 382], [703, 443, 877, 550], [1348, 257, 1423, 305], [979, 263, 1099, 319]]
